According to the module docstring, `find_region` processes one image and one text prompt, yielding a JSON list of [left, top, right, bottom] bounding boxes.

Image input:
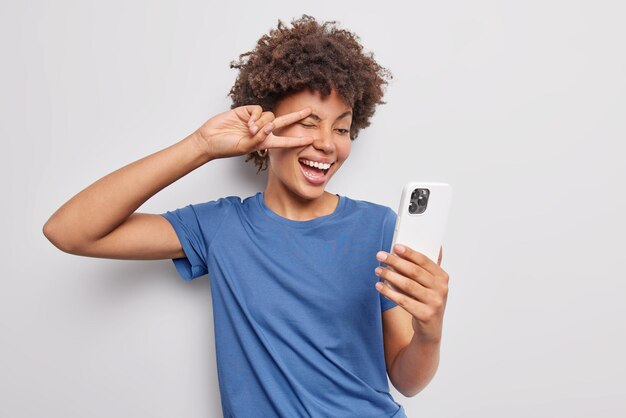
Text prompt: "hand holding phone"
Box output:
[[390, 181, 452, 271]]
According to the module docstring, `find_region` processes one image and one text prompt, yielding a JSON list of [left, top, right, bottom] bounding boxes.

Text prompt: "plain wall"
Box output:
[[2, 0, 625, 416]]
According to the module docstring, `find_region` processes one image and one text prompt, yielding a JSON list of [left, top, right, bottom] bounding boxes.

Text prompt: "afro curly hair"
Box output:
[[228, 14, 393, 171]]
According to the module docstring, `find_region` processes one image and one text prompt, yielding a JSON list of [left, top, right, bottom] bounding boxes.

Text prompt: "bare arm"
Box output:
[[42, 133, 210, 259], [42, 105, 314, 260]]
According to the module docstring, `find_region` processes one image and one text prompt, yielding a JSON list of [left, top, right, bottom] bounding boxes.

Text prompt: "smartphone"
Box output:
[[389, 181, 453, 268]]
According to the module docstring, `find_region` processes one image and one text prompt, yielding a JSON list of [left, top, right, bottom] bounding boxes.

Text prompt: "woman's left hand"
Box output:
[[375, 244, 449, 343]]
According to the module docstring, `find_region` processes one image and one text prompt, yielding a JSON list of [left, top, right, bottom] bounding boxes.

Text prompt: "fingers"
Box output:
[[248, 106, 312, 139], [375, 266, 429, 303], [246, 118, 311, 151], [392, 244, 441, 276], [271, 107, 312, 130], [377, 250, 434, 289], [249, 110, 275, 136], [245, 105, 264, 135], [248, 107, 314, 150], [264, 133, 315, 149]]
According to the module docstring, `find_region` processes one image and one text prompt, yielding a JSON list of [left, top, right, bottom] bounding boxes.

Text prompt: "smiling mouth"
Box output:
[[298, 158, 334, 184], [299, 158, 333, 171]]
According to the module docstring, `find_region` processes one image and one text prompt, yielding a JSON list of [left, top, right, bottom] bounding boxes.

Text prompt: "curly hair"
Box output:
[[228, 14, 393, 171]]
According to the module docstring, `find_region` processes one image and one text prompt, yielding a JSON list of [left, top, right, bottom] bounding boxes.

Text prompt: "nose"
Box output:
[[312, 130, 335, 154]]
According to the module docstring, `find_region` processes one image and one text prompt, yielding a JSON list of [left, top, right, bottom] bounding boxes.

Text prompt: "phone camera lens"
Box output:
[[408, 188, 430, 214]]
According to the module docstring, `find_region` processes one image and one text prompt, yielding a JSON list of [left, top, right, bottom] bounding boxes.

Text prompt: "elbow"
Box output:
[[392, 380, 423, 398], [399, 387, 422, 398], [42, 219, 81, 254], [389, 367, 433, 398]]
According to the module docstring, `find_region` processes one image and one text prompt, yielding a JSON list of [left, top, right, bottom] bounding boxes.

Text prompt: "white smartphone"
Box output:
[[390, 181, 453, 268]]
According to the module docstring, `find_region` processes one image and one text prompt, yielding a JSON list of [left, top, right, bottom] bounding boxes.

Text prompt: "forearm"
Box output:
[[389, 333, 441, 398], [44, 132, 211, 248]]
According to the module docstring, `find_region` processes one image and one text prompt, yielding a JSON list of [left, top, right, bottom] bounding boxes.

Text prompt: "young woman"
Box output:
[[43, 15, 449, 418]]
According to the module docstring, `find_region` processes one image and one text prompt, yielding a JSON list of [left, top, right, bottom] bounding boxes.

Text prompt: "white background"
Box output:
[[2, 0, 625, 417]]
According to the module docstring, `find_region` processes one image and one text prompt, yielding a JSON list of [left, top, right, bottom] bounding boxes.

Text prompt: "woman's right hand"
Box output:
[[194, 105, 315, 160]]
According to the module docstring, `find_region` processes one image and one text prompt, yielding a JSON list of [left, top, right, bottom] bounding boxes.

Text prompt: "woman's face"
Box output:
[[266, 88, 353, 201]]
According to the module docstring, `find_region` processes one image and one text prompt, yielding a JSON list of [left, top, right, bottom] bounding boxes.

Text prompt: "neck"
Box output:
[[263, 185, 339, 221]]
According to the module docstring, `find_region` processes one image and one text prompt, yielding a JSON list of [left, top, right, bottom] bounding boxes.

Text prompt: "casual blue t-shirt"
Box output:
[[161, 192, 406, 418]]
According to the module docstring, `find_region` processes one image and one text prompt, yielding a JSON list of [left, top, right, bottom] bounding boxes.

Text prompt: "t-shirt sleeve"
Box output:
[[160, 198, 232, 281], [380, 207, 399, 312]]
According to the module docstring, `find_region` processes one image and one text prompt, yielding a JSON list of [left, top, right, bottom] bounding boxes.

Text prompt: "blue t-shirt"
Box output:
[[161, 192, 406, 418]]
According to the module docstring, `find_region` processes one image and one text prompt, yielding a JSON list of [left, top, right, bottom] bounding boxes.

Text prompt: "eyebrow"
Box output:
[[307, 111, 352, 121]]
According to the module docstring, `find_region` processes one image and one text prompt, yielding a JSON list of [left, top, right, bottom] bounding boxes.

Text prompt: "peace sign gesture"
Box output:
[[194, 105, 315, 160]]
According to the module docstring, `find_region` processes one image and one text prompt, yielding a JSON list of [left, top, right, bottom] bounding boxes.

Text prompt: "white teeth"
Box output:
[[301, 159, 332, 170]]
